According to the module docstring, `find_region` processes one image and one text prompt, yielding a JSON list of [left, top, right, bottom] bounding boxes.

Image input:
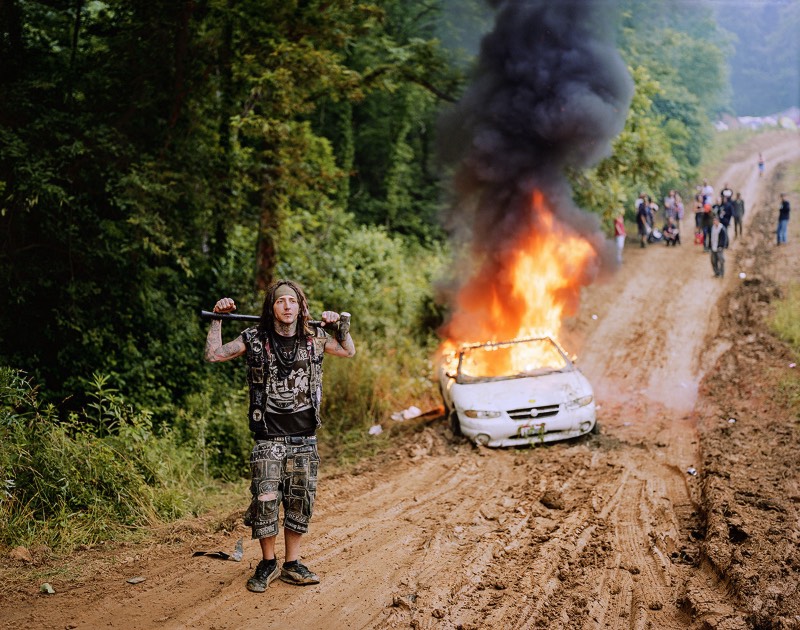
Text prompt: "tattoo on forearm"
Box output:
[[218, 340, 242, 358], [205, 320, 222, 360]]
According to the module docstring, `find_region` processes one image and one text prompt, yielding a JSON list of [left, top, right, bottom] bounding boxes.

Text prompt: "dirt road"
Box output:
[[2, 132, 799, 629]]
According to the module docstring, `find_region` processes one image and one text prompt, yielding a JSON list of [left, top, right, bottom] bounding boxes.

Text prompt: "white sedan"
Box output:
[[439, 337, 597, 447]]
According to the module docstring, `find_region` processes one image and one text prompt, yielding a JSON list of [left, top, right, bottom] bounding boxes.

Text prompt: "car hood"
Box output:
[[451, 369, 590, 410]]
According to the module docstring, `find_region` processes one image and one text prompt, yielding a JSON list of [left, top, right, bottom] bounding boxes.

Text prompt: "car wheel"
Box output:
[[449, 409, 462, 437], [591, 420, 601, 435]]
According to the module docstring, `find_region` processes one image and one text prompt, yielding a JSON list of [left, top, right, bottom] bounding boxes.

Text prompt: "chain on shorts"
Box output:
[[244, 439, 319, 538]]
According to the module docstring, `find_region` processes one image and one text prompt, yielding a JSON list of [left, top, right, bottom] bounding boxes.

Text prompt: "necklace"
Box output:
[[270, 331, 300, 378]]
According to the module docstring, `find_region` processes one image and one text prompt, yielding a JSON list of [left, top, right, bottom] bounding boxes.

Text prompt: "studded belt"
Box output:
[[256, 436, 316, 445]]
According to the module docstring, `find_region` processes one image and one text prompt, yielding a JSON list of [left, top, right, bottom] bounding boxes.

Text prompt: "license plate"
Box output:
[[518, 423, 545, 438]]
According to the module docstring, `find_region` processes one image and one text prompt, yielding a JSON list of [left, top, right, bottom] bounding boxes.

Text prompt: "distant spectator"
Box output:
[[614, 210, 626, 263], [701, 180, 714, 205], [709, 214, 728, 278], [647, 196, 658, 229], [732, 193, 745, 238], [702, 203, 713, 251], [675, 193, 685, 233], [663, 218, 680, 247], [636, 197, 650, 248], [777, 193, 791, 245], [758, 153, 765, 177], [663, 190, 675, 222], [694, 192, 704, 231], [718, 196, 734, 229]]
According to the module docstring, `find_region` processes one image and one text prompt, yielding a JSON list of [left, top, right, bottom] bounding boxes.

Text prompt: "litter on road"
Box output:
[[191, 538, 243, 562]]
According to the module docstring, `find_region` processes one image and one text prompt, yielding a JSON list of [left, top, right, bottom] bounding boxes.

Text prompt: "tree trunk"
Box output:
[[254, 166, 284, 293]]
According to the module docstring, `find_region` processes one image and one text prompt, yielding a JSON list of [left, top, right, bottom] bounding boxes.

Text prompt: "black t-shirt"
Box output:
[[254, 333, 316, 438]]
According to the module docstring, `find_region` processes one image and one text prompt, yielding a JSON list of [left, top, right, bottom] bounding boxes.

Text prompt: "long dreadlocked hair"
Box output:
[[258, 279, 313, 337]]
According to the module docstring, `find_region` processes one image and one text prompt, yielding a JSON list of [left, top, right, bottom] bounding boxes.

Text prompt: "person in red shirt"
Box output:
[[614, 211, 626, 263]]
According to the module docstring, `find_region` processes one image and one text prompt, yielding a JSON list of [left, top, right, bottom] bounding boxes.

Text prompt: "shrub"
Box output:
[[0, 368, 205, 551]]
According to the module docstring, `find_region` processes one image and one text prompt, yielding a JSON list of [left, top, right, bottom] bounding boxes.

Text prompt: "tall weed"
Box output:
[[771, 283, 800, 354], [318, 337, 440, 466], [0, 368, 205, 551]]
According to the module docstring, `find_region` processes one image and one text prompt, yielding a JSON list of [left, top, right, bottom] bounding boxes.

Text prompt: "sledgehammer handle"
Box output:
[[199, 309, 344, 332], [199, 310, 260, 322]]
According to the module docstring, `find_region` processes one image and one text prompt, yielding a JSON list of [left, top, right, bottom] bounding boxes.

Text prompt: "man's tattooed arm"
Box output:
[[323, 332, 356, 358], [205, 319, 246, 362]]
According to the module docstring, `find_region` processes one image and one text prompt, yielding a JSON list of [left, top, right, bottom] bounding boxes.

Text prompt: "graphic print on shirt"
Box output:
[[267, 346, 311, 414]]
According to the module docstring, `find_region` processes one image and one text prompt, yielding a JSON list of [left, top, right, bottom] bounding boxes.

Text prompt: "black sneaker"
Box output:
[[246, 558, 279, 593], [280, 560, 320, 585]]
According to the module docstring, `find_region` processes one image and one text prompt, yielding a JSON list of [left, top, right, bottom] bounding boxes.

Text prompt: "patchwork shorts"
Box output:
[[244, 438, 319, 539]]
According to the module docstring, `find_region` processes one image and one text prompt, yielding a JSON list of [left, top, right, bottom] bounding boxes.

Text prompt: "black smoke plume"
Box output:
[[437, 0, 634, 340]]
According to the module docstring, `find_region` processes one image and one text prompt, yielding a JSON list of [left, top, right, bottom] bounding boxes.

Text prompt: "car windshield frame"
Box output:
[[455, 337, 572, 384]]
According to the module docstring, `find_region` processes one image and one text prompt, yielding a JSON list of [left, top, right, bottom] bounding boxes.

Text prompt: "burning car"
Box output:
[[439, 336, 596, 447]]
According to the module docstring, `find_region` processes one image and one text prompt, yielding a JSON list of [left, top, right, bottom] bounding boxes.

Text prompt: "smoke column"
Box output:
[[438, 0, 634, 341]]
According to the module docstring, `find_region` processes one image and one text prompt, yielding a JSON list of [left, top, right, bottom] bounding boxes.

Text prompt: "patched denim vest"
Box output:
[[241, 327, 326, 431]]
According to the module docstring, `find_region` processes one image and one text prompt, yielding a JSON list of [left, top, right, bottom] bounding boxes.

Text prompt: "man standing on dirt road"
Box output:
[[204, 280, 356, 592], [777, 193, 791, 245], [732, 193, 745, 239], [710, 214, 729, 278]]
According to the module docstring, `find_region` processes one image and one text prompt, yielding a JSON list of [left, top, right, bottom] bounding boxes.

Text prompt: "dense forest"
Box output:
[[1, 0, 736, 547], [715, 0, 800, 116]]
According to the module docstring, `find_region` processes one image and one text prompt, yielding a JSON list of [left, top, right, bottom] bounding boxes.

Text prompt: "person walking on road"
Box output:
[[710, 214, 728, 278], [732, 192, 745, 239], [758, 153, 765, 177], [204, 280, 356, 592], [777, 193, 791, 245]]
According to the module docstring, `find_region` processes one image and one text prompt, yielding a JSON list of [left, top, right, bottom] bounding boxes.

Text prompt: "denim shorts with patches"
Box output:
[[244, 438, 319, 539]]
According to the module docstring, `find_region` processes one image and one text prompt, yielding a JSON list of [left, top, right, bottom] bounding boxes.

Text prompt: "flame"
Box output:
[[440, 190, 597, 376]]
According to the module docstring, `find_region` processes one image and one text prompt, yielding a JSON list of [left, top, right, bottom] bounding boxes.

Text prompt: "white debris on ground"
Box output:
[[391, 406, 422, 422], [368, 424, 383, 436]]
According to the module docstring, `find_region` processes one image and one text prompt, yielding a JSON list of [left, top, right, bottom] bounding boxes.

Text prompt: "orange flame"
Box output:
[[440, 190, 598, 374]]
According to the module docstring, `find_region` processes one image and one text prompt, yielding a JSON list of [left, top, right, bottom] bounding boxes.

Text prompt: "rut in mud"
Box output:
[[1, 131, 799, 630]]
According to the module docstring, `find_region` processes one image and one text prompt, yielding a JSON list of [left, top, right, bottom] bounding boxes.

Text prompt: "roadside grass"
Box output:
[[0, 337, 441, 555], [701, 128, 758, 177], [771, 283, 800, 353], [0, 368, 224, 554], [768, 160, 800, 416], [770, 284, 800, 415], [318, 338, 441, 468], [700, 128, 798, 184]]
